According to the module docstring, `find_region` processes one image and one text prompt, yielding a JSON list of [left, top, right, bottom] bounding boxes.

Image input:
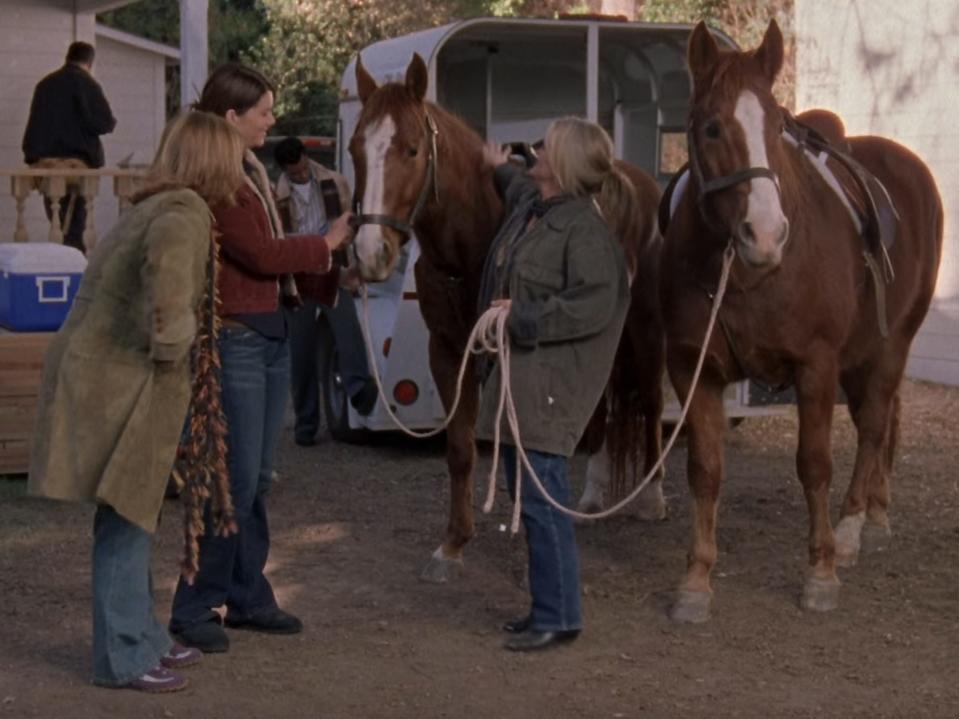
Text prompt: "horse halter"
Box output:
[[352, 112, 440, 238], [686, 119, 781, 235]]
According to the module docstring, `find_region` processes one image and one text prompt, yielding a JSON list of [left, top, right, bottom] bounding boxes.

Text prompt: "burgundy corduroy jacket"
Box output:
[[213, 183, 339, 315]]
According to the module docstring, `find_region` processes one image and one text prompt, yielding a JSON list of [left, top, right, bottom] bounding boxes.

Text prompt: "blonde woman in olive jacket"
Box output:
[[28, 112, 246, 693], [478, 118, 636, 653]]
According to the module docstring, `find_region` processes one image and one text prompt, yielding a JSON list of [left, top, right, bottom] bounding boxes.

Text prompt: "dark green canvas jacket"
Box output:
[[477, 165, 629, 457]]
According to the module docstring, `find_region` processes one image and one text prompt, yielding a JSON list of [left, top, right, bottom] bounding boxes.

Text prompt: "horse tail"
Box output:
[[605, 312, 645, 502], [604, 163, 665, 503]]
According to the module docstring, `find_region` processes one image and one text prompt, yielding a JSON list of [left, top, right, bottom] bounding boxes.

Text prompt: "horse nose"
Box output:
[[736, 215, 789, 268], [378, 242, 392, 270]]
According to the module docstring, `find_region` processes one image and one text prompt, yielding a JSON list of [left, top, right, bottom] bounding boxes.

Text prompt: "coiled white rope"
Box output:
[[359, 242, 736, 532]]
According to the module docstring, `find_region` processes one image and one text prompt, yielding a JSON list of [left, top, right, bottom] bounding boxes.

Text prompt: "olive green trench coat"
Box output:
[[28, 188, 210, 533]]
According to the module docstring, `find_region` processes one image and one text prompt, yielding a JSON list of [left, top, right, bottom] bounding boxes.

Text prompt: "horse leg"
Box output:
[[669, 369, 726, 624], [835, 363, 903, 566], [834, 370, 868, 567], [794, 357, 841, 611], [635, 352, 666, 521], [420, 340, 479, 583], [862, 388, 900, 553], [577, 401, 609, 516]]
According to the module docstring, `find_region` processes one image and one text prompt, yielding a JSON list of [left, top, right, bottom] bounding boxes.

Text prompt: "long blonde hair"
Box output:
[[136, 111, 246, 207], [542, 117, 638, 241]]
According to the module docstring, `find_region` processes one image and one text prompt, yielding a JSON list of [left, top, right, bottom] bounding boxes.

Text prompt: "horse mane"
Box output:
[[426, 101, 492, 205]]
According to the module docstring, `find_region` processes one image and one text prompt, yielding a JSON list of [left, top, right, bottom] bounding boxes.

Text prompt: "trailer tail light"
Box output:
[[393, 380, 419, 406], [383, 337, 392, 357]]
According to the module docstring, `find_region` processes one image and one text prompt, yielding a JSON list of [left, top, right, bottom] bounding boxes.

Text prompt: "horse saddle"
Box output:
[[782, 111, 900, 257]]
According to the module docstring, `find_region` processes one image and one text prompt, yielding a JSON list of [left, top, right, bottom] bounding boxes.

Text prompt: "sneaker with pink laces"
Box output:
[[125, 665, 189, 693], [161, 643, 202, 669]]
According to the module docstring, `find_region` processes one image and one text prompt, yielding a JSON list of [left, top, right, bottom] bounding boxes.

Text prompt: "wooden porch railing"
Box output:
[[0, 167, 146, 250]]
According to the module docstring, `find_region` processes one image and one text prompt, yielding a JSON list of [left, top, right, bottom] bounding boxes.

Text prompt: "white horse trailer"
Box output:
[[328, 17, 787, 437]]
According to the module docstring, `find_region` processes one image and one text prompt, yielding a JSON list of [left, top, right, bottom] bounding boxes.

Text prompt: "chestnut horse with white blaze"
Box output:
[[349, 53, 666, 582], [660, 21, 942, 622]]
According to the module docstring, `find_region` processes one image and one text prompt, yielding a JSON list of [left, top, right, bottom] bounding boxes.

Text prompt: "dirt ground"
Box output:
[[1, 378, 957, 719]]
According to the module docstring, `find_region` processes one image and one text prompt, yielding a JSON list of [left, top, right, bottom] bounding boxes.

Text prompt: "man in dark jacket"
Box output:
[[22, 41, 117, 252]]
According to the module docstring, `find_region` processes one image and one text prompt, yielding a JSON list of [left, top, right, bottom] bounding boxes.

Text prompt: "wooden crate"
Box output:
[[0, 331, 54, 474]]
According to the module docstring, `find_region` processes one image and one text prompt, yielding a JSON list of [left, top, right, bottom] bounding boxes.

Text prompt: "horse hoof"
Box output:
[[633, 495, 667, 521], [862, 521, 892, 554], [670, 590, 711, 623], [834, 547, 859, 568], [801, 576, 840, 612], [419, 550, 464, 584]]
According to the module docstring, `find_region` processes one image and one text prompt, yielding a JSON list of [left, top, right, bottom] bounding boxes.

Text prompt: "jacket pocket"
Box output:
[[514, 264, 564, 308]]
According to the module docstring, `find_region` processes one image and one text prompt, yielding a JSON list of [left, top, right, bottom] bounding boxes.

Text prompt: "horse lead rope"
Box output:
[[359, 242, 736, 531]]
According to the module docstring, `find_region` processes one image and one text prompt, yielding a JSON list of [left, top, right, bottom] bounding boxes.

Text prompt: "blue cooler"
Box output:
[[0, 243, 87, 331]]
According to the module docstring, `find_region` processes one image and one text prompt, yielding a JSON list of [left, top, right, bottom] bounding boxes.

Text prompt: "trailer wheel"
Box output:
[[318, 317, 368, 443]]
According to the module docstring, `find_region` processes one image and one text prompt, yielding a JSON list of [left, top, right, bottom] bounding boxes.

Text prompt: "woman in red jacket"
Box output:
[[169, 64, 353, 654]]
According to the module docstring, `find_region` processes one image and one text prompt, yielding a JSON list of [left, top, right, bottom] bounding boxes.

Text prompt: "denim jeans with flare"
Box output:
[[170, 327, 289, 630], [92, 505, 172, 686]]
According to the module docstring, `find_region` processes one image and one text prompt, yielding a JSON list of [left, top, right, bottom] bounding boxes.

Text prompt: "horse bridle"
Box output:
[[686, 119, 781, 235], [352, 111, 440, 238]]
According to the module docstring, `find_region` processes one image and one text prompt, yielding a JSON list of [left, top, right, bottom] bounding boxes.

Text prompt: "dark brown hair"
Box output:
[[194, 63, 275, 118], [66, 41, 95, 66]]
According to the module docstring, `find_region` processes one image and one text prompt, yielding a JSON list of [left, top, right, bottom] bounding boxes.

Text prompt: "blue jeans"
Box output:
[[170, 328, 289, 629], [502, 445, 583, 632], [92, 505, 172, 686]]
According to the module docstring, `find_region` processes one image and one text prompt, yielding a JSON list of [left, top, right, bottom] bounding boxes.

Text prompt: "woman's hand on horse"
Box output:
[[340, 265, 364, 293], [482, 140, 510, 168], [325, 212, 355, 250]]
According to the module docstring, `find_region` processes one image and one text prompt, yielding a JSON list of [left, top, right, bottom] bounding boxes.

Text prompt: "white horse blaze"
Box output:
[[733, 91, 788, 250], [356, 115, 396, 274]]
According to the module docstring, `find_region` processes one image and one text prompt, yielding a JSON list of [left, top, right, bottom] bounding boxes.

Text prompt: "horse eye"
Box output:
[[704, 121, 721, 140], [408, 146, 419, 158]]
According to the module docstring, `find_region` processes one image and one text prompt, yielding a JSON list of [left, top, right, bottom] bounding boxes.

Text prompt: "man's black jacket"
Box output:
[[22, 63, 116, 168]]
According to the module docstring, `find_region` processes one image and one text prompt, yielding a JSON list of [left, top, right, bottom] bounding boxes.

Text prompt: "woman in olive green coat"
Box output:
[[28, 111, 246, 693], [478, 117, 636, 652]]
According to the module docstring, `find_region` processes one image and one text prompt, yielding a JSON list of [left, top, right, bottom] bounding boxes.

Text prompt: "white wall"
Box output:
[[0, 2, 167, 247], [90, 35, 168, 233], [796, 0, 959, 385]]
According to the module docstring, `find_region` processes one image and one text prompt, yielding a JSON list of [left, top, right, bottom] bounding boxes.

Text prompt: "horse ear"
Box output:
[[356, 54, 378, 105], [687, 21, 720, 89], [753, 19, 784, 85], [406, 53, 429, 102]]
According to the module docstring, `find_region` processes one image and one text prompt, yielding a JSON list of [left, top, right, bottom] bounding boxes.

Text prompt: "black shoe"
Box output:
[[503, 629, 580, 652], [294, 435, 317, 447], [224, 607, 303, 635], [171, 618, 230, 654], [501, 615, 532, 634], [349, 380, 378, 416]]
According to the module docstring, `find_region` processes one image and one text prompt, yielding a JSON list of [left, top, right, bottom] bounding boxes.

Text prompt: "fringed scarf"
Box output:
[[172, 231, 237, 583]]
